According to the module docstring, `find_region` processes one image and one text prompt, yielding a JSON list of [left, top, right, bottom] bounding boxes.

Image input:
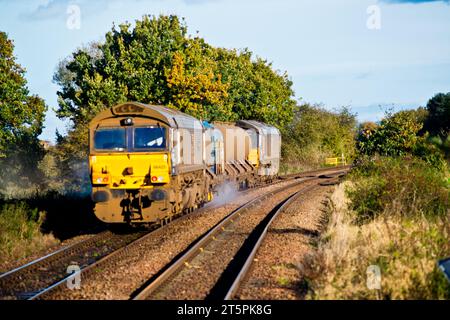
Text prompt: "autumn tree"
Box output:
[[0, 31, 47, 195], [54, 14, 296, 151], [165, 38, 231, 120]]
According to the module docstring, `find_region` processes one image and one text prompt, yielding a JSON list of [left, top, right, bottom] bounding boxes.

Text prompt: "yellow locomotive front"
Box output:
[[89, 102, 213, 224], [90, 105, 173, 223]]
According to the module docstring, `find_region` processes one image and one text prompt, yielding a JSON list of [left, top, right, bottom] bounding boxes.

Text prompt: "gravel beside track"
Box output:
[[233, 184, 335, 299], [142, 179, 321, 300]]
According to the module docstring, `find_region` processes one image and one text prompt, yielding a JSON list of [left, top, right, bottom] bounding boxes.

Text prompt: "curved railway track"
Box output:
[[0, 229, 150, 300], [0, 166, 348, 300], [222, 182, 330, 300], [132, 169, 347, 300]]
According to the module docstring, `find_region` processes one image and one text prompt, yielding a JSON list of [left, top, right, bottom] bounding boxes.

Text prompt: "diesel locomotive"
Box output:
[[89, 102, 281, 224]]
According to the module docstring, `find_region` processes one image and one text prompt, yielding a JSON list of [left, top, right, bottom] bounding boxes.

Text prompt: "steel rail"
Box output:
[[0, 230, 153, 300], [211, 173, 345, 300], [0, 231, 110, 280], [1, 166, 348, 300], [29, 225, 172, 300], [1, 165, 346, 280], [0, 241, 91, 280], [131, 172, 346, 300], [223, 184, 320, 300], [31, 175, 303, 300]]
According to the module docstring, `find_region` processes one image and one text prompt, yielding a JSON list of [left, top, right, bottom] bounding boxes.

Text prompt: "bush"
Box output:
[[0, 189, 102, 267], [306, 182, 450, 300], [281, 104, 357, 171], [357, 110, 422, 157], [356, 109, 448, 170], [347, 156, 449, 223], [0, 202, 58, 265], [413, 136, 447, 171]]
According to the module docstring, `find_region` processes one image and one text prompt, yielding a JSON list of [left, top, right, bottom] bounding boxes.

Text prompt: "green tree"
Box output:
[[0, 31, 47, 195], [281, 104, 357, 170], [53, 14, 296, 186], [55, 14, 296, 128], [55, 15, 189, 128], [215, 48, 295, 127], [357, 110, 422, 157], [424, 92, 450, 139], [357, 109, 446, 169]]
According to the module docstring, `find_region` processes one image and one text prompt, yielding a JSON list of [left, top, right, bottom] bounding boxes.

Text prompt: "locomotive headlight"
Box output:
[[120, 117, 134, 126], [150, 176, 164, 183], [96, 177, 109, 184]]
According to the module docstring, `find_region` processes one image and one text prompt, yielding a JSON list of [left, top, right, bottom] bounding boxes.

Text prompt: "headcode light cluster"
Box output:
[[151, 176, 164, 182], [95, 177, 109, 184]]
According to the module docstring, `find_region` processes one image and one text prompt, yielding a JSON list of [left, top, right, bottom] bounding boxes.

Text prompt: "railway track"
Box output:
[[132, 169, 347, 300], [223, 183, 327, 300], [0, 166, 348, 300], [0, 229, 153, 300]]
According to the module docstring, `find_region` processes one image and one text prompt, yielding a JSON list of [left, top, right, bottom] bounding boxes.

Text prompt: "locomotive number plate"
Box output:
[[114, 104, 144, 114]]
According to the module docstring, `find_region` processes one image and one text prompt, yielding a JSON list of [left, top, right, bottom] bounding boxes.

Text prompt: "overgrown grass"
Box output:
[[0, 190, 102, 267], [0, 202, 58, 265], [279, 161, 323, 175], [348, 156, 449, 223], [304, 157, 450, 300]]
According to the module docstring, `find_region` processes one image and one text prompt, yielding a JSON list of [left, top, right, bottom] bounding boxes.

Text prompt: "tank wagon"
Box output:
[[89, 102, 281, 224]]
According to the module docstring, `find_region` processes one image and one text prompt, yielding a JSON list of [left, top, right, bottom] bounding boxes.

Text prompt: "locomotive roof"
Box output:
[[90, 102, 202, 130]]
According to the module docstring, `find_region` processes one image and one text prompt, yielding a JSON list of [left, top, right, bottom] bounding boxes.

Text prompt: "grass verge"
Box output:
[[0, 202, 59, 266], [303, 157, 450, 299]]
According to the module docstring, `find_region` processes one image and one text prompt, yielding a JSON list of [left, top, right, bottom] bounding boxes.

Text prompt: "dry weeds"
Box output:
[[306, 182, 450, 300]]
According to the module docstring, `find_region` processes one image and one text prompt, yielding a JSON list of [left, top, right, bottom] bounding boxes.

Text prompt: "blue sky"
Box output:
[[0, 0, 449, 141]]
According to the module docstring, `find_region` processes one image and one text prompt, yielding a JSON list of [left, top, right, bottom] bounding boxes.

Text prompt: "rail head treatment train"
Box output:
[[89, 102, 281, 224]]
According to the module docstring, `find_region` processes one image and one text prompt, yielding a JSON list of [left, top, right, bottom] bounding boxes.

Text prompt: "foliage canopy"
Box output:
[[423, 92, 450, 139], [54, 15, 296, 129], [281, 104, 357, 171], [0, 31, 47, 193], [52, 14, 296, 188]]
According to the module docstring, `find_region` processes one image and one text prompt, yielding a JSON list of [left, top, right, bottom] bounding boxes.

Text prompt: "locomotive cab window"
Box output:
[[134, 127, 167, 150], [94, 128, 126, 151]]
